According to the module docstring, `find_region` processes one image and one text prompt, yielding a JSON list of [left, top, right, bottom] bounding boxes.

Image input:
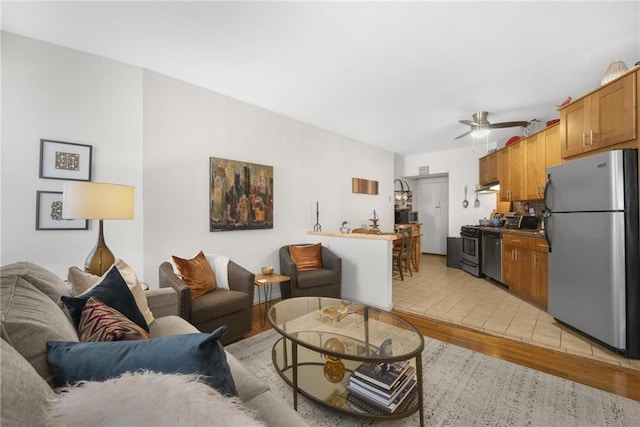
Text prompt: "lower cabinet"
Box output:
[[501, 234, 548, 309]]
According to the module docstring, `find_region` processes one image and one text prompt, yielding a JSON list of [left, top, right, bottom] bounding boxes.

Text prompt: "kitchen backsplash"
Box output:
[[513, 200, 545, 217]]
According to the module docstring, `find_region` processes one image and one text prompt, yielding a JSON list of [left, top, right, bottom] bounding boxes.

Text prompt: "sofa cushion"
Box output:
[[60, 267, 149, 333], [78, 297, 150, 342], [289, 243, 323, 271], [243, 391, 309, 427], [0, 261, 71, 302], [47, 325, 237, 396], [0, 275, 79, 385], [225, 352, 270, 402], [148, 314, 199, 337], [297, 269, 339, 289], [68, 259, 155, 326], [1, 338, 56, 426], [190, 289, 251, 325], [172, 251, 217, 298], [46, 371, 263, 427]]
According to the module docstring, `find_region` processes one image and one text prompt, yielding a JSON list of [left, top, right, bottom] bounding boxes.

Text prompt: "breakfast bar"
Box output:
[[306, 231, 399, 311]]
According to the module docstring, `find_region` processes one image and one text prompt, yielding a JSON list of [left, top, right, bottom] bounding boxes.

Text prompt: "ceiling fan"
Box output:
[[455, 111, 529, 140]]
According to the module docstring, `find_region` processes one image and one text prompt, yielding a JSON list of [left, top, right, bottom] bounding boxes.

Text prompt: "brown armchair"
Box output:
[[158, 259, 254, 344], [279, 244, 342, 299]]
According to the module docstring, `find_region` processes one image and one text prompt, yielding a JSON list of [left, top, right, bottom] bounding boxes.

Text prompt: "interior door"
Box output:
[[418, 177, 448, 255]]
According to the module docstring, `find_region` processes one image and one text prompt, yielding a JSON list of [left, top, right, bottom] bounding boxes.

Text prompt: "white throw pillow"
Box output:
[[47, 371, 264, 426], [67, 259, 155, 326]]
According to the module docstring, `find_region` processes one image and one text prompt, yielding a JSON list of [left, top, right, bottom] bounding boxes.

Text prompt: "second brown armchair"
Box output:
[[279, 244, 342, 299], [158, 258, 254, 344]]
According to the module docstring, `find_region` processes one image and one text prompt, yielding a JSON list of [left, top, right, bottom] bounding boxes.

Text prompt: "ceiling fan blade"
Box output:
[[454, 130, 472, 140], [488, 121, 529, 129], [459, 119, 478, 126]]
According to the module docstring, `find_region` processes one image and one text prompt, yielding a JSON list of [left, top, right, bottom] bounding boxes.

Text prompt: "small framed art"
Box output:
[[39, 139, 92, 181], [36, 191, 88, 230]]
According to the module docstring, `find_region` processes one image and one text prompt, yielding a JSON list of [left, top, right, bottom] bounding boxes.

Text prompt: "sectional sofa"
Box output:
[[0, 261, 308, 426]]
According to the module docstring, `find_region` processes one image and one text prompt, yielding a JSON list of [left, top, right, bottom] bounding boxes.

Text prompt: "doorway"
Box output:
[[418, 176, 449, 255]]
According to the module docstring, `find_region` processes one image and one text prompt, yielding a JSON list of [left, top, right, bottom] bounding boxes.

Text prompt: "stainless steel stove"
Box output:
[[460, 225, 483, 277]]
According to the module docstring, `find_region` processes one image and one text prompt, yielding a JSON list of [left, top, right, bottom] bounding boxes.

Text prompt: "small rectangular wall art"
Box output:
[[39, 139, 92, 181], [36, 191, 88, 230], [352, 177, 379, 195]]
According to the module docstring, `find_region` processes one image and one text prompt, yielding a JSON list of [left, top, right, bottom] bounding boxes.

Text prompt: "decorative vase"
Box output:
[[601, 60, 628, 85], [322, 337, 346, 383], [323, 357, 345, 383]]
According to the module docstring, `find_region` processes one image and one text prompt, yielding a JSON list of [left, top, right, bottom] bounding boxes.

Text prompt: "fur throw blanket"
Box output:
[[47, 371, 264, 426]]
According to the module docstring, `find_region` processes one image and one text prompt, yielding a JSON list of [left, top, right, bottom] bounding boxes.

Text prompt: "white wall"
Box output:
[[1, 33, 394, 288], [397, 146, 497, 236], [141, 70, 394, 283], [1, 32, 144, 277]]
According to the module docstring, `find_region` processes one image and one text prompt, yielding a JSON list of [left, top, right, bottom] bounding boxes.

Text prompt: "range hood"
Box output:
[[475, 182, 500, 193]]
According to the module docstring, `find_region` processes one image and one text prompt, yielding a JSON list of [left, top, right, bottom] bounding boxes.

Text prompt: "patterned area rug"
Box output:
[[226, 329, 640, 426]]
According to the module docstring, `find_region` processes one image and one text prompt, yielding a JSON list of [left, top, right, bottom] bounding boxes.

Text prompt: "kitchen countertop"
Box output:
[[478, 226, 546, 239]]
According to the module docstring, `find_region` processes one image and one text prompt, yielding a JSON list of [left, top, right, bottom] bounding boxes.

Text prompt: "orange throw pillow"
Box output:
[[289, 243, 323, 271], [172, 251, 217, 299]]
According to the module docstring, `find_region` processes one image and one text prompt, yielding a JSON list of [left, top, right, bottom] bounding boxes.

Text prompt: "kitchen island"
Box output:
[[306, 231, 399, 311]]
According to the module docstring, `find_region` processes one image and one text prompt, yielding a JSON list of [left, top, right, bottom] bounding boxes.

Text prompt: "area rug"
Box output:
[[226, 330, 640, 426]]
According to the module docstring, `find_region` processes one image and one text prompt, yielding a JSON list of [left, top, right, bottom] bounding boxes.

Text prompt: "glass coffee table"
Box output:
[[268, 297, 424, 425]]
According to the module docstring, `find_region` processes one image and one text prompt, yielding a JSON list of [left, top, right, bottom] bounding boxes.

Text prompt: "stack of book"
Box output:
[[346, 360, 417, 415]]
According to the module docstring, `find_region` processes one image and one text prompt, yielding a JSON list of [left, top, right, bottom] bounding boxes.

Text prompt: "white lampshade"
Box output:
[[63, 182, 134, 220]]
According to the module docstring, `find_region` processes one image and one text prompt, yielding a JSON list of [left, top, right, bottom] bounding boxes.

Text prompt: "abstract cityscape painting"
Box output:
[[209, 157, 273, 231]]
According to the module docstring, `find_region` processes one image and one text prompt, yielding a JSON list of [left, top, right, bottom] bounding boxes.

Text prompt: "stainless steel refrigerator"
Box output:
[[544, 149, 639, 358]]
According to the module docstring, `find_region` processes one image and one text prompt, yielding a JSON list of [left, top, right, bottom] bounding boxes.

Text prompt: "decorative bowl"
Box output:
[[261, 266, 274, 275]]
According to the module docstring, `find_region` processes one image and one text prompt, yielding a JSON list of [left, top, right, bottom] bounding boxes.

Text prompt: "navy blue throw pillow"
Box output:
[[47, 326, 237, 396], [60, 267, 149, 333]]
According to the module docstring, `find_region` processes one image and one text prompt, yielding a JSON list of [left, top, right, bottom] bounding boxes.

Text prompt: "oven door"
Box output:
[[460, 234, 478, 261]]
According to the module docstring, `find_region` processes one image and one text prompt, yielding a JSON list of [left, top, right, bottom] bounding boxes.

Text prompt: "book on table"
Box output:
[[352, 360, 410, 391], [347, 377, 418, 415], [349, 366, 415, 402], [347, 360, 417, 415]]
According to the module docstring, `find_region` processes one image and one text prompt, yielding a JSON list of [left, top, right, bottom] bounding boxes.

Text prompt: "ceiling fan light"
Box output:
[[471, 129, 490, 138]]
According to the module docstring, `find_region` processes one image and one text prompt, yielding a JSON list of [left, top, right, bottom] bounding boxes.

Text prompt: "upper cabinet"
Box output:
[[560, 72, 637, 159], [479, 151, 499, 185], [499, 141, 525, 202], [525, 124, 560, 200]]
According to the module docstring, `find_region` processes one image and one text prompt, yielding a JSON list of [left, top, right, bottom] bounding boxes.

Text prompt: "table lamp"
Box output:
[[63, 181, 134, 276]]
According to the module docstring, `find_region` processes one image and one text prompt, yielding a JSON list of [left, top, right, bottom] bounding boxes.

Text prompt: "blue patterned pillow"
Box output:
[[60, 267, 149, 333], [47, 326, 237, 396]]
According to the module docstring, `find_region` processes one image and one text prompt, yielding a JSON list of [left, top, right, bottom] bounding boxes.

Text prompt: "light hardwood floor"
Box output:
[[247, 254, 640, 402]]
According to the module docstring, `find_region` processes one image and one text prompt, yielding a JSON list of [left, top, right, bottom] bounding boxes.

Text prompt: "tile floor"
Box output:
[[392, 254, 640, 372]]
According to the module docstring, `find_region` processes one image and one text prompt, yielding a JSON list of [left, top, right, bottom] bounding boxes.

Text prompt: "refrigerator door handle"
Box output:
[[543, 211, 552, 253], [543, 174, 551, 212]]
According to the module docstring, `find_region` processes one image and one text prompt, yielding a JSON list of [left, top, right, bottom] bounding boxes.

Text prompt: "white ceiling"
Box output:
[[2, 1, 639, 155]]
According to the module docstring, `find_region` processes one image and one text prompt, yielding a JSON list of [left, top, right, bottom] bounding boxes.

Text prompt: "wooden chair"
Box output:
[[392, 227, 413, 280]]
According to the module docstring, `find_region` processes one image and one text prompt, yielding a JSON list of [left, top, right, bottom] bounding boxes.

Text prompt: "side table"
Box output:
[[254, 273, 290, 326]]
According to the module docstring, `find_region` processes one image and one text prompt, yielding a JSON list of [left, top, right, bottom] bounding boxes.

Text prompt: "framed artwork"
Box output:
[[39, 139, 92, 181], [36, 191, 88, 230], [352, 177, 379, 195], [209, 157, 273, 232]]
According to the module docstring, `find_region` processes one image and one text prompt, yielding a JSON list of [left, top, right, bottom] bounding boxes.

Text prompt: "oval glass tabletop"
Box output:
[[267, 297, 424, 362]]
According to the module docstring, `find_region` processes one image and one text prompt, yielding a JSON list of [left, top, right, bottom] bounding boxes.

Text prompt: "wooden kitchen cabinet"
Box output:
[[499, 142, 525, 202], [525, 124, 560, 200], [501, 233, 548, 309], [560, 72, 637, 159], [479, 151, 499, 185], [530, 239, 549, 309]]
